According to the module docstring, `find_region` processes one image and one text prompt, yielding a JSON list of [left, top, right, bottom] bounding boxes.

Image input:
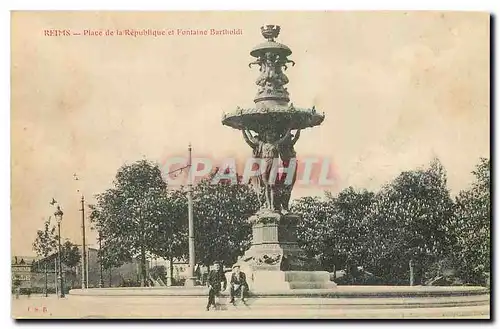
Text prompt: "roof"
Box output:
[[11, 256, 39, 265]]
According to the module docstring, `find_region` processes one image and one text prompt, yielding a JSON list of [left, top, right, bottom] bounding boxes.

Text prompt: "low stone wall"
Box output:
[[66, 286, 489, 317], [69, 285, 488, 296]]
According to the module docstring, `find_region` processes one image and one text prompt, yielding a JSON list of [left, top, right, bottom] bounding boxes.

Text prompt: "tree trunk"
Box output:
[[44, 263, 48, 297], [108, 267, 112, 287], [169, 257, 174, 286], [139, 209, 147, 287], [409, 259, 414, 286], [140, 246, 147, 287]]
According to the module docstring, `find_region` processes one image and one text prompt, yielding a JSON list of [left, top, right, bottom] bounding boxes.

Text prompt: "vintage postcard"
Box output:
[[11, 11, 490, 319]]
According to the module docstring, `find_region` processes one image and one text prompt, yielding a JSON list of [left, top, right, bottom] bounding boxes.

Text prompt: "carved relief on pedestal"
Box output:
[[256, 253, 282, 265], [237, 211, 314, 273]]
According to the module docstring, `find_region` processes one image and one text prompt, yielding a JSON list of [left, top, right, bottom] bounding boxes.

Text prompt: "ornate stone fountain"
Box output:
[[222, 25, 332, 291], [67, 26, 489, 317]]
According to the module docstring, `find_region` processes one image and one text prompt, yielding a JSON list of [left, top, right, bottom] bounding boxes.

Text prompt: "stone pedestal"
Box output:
[[232, 210, 336, 291]]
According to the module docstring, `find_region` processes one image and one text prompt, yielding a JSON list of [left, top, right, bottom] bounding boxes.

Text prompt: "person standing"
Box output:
[[229, 265, 248, 305], [200, 265, 208, 286], [206, 262, 227, 311]]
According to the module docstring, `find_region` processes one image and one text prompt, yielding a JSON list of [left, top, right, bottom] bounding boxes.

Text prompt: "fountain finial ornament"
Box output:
[[247, 25, 296, 104], [261, 25, 281, 41]]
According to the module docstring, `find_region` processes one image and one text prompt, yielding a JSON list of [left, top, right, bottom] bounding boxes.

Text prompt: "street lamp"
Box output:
[[54, 205, 65, 298], [74, 173, 87, 289], [185, 143, 196, 286]]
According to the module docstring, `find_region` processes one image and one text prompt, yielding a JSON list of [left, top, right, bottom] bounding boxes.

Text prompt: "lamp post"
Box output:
[[80, 195, 87, 289], [74, 174, 87, 289], [54, 205, 65, 298], [185, 143, 196, 286], [162, 145, 196, 286]]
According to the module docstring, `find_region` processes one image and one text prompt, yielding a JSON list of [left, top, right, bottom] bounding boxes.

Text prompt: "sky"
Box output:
[[11, 11, 490, 256]]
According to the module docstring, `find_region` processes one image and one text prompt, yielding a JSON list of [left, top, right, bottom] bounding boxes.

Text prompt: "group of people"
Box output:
[[205, 262, 248, 311]]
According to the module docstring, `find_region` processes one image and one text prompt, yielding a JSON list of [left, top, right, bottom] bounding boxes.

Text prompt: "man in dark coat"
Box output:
[[206, 262, 227, 311], [229, 265, 248, 305]]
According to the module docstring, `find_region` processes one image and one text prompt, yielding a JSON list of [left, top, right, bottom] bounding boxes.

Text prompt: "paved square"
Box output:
[[11, 295, 490, 319]]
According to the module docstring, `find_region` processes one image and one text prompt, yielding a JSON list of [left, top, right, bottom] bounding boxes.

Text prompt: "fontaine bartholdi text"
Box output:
[[119, 28, 243, 37]]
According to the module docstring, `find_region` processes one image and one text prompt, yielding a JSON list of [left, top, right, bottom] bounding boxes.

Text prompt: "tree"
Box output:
[[32, 216, 58, 296], [89, 190, 131, 272], [192, 170, 259, 266], [363, 158, 455, 284], [33, 216, 58, 258], [292, 196, 336, 269], [89, 160, 175, 286], [292, 188, 375, 274], [61, 240, 81, 272], [328, 188, 375, 271], [57, 240, 81, 289], [451, 158, 490, 284], [148, 187, 188, 282], [148, 188, 187, 260]]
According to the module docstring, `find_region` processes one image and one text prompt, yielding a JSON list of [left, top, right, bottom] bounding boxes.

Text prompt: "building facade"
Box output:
[[11, 256, 39, 289]]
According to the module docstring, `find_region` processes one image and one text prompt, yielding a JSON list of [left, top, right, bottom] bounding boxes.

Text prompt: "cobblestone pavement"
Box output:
[[11, 295, 490, 319]]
